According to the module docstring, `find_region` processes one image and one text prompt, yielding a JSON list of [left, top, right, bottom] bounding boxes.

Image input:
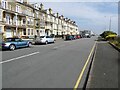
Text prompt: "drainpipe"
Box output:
[[15, 13, 18, 37]]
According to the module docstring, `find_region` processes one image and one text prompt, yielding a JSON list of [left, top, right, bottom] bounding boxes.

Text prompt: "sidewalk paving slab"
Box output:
[[86, 41, 119, 89]]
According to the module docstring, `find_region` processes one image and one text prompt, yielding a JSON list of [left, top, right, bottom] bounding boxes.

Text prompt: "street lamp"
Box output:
[[104, 16, 114, 31], [109, 16, 112, 31], [104, 16, 107, 31]]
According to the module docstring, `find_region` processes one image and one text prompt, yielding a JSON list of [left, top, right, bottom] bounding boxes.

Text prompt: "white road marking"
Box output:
[[0, 52, 40, 64], [53, 45, 65, 49]]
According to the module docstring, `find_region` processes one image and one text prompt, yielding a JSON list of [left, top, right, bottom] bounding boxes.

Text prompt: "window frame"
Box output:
[[2, 0, 8, 9], [28, 29, 30, 35], [23, 29, 26, 35], [31, 29, 33, 35]]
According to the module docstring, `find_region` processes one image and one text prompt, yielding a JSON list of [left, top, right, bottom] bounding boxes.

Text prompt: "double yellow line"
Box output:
[[74, 41, 97, 90]]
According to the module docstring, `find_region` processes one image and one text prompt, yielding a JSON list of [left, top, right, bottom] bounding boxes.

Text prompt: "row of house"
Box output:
[[0, 0, 79, 39]]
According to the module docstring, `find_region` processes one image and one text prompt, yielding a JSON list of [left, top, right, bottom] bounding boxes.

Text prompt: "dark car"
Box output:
[[1, 38, 31, 50], [65, 35, 75, 40], [72, 35, 76, 40]]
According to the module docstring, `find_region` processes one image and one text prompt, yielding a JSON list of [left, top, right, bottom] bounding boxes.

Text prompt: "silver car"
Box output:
[[34, 36, 55, 44]]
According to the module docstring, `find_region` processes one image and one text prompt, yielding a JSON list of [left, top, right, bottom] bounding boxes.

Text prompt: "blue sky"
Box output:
[[29, 0, 118, 34]]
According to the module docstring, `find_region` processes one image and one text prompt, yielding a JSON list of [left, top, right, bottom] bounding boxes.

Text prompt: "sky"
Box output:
[[29, 0, 119, 34]]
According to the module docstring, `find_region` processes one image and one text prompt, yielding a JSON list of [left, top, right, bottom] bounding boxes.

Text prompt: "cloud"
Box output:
[[29, 0, 119, 3], [29, 1, 118, 34], [41, 2, 118, 34]]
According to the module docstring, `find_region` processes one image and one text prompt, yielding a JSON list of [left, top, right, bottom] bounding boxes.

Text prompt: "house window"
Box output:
[[28, 29, 30, 35], [23, 29, 26, 35], [27, 18, 30, 24], [16, 0, 23, 3], [36, 12, 39, 18], [16, 5, 18, 12], [9, 5, 12, 10], [16, 5, 21, 13], [13, 16, 16, 25], [31, 19, 33, 25], [14, 30, 16, 36], [23, 18, 26, 24], [36, 21, 39, 26], [37, 30, 39, 35], [2, 0, 7, 9], [6, 14, 10, 24], [31, 29, 33, 35]]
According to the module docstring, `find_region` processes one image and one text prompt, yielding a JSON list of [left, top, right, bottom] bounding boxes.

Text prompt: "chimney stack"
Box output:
[[49, 8, 52, 14], [57, 13, 59, 17], [40, 3, 43, 10]]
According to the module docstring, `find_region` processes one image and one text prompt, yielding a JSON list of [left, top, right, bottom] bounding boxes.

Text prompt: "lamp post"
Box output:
[[109, 16, 112, 31], [104, 16, 107, 31], [104, 16, 114, 31]]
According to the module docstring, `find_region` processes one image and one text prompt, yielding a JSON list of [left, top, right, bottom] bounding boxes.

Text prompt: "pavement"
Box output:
[[86, 41, 119, 89], [2, 37, 96, 88]]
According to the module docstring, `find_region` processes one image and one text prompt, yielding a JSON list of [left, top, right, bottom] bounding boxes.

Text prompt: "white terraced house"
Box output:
[[0, 0, 79, 40]]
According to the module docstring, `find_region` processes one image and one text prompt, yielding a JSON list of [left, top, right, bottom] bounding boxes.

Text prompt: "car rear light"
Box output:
[[2, 43, 6, 46]]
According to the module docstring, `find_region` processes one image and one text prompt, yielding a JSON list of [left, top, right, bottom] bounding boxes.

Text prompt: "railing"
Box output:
[[45, 25, 52, 29]]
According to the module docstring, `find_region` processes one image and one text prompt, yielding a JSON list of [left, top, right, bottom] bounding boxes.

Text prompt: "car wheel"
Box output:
[[45, 41, 48, 45], [28, 42, 32, 47], [53, 40, 55, 43], [9, 44, 16, 51]]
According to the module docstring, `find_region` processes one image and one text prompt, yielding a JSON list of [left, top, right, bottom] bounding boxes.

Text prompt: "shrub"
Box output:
[[117, 37, 120, 43], [100, 31, 117, 39], [105, 34, 117, 40]]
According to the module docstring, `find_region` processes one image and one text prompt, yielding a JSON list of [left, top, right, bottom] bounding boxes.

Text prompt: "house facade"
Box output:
[[0, 0, 79, 39]]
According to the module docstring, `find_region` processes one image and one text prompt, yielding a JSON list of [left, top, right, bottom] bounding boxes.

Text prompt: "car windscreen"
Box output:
[[5, 38, 15, 42], [40, 36, 45, 38]]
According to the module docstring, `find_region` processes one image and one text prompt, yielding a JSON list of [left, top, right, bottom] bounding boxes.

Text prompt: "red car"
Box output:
[[76, 35, 81, 39]]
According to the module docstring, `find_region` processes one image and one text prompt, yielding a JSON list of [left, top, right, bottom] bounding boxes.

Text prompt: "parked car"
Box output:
[[65, 35, 78, 40], [65, 35, 72, 40], [85, 34, 91, 38], [76, 35, 81, 39], [1, 38, 31, 50], [34, 36, 55, 44], [72, 35, 76, 40]]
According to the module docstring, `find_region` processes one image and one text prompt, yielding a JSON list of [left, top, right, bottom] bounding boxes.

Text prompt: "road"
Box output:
[[2, 37, 96, 88]]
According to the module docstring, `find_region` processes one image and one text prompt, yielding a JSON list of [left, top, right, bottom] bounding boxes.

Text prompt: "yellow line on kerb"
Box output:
[[74, 41, 97, 90]]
